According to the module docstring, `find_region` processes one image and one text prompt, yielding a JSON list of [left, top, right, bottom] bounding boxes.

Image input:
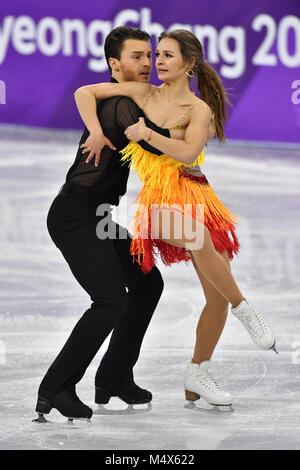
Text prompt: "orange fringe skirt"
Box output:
[[120, 142, 240, 274]]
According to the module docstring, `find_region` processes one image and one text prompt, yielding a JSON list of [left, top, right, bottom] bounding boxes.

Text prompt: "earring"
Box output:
[[185, 68, 195, 78]]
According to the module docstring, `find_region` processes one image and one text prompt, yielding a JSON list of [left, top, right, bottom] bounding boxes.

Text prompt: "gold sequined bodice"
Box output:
[[142, 90, 192, 130]]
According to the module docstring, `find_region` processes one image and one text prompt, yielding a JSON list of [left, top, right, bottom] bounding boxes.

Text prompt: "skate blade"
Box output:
[[185, 399, 234, 413], [32, 413, 49, 423], [94, 403, 152, 415], [32, 413, 91, 428], [67, 417, 92, 426], [210, 402, 233, 409], [210, 404, 234, 413], [270, 343, 279, 354]]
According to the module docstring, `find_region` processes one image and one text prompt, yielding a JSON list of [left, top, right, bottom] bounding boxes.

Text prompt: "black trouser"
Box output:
[[38, 183, 164, 402]]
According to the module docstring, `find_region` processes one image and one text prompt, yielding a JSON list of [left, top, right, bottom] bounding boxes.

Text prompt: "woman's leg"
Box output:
[[152, 208, 276, 362], [189, 250, 230, 363], [183, 249, 234, 406], [154, 208, 244, 307]]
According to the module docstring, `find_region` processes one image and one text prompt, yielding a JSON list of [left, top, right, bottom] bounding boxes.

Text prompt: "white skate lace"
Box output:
[[243, 302, 269, 338], [195, 371, 225, 394]]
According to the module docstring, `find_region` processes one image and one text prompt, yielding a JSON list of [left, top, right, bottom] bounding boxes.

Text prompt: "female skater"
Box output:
[[75, 29, 277, 407]]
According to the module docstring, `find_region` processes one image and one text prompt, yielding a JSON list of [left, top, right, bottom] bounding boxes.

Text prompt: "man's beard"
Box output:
[[120, 64, 149, 82]]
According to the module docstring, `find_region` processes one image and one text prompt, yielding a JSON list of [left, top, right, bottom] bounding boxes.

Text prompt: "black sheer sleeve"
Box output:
[[115, 96, 170, 155]]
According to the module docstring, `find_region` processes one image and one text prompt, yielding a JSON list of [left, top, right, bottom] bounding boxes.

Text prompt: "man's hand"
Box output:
[[124, 117, 149, 142], [81, 132, 116, 167]]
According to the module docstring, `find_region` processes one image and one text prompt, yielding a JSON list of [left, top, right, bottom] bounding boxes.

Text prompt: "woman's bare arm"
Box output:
[[74, 81, 151, 165], [74, 82, 151, 133], [125, 101, 213, 164]]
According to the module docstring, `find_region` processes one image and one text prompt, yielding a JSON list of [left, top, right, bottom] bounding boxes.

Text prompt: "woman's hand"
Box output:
[[124, 117, 150, 142], [81, 132, 116, 167]]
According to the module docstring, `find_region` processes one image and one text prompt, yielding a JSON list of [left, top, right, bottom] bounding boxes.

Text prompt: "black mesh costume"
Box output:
[[65, 95, 170, 206], [38, 84, 171, 401]]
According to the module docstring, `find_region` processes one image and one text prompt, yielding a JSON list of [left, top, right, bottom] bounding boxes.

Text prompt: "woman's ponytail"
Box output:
[[197, 61, 232, 142], [159, 29, 233, 143]]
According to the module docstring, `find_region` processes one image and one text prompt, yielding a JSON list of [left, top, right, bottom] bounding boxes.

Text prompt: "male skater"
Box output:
[[34, 27, 172, 421]]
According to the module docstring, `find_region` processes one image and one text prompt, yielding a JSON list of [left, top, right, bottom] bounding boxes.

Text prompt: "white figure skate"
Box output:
[[184, 360, 233, 406], [231, 297, 278, 353]]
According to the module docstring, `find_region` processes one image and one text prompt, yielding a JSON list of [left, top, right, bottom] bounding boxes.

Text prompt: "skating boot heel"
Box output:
[[33, 396, 52, 423], [185, 390, 200, 402], [33, 389, 92, 424]]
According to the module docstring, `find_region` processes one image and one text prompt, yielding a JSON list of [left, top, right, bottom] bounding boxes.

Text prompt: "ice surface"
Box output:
[[0, 126, 299, 450]]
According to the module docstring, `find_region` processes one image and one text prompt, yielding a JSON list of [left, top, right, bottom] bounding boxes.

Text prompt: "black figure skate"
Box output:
[[33, 388, 93, 424]]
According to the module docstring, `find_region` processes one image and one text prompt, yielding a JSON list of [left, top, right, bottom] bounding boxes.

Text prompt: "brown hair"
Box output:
[[105, 26, 151, 75], [158, 29, 232, 142]]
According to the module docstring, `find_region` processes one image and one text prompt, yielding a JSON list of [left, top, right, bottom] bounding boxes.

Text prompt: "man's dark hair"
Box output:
[[104, 26, 151, 75]]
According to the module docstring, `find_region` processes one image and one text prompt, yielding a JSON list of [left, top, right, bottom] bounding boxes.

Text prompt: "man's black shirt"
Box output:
[[65, 79, 170, 206]]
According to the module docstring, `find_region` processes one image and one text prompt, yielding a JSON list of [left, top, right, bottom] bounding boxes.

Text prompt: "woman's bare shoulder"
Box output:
[[191, 97, 212, 118], [191, 97, 212, 111], [189, 98, 213, 127]]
